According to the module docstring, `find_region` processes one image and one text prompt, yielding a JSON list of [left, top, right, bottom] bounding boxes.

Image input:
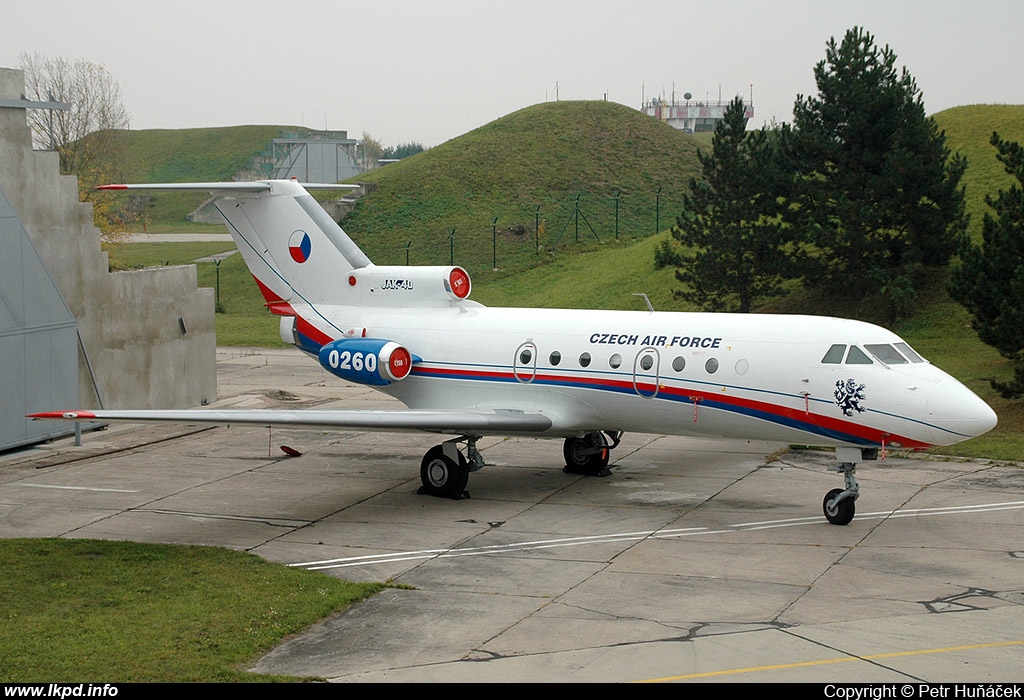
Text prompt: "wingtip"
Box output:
[[28, 410, 97, 420]]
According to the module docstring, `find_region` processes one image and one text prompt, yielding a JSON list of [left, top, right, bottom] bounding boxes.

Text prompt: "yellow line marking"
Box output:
[[637, 639, 1024, 683]]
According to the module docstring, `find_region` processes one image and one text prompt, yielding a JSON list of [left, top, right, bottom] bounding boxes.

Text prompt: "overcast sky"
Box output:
[[4, 0, 1022, 147]]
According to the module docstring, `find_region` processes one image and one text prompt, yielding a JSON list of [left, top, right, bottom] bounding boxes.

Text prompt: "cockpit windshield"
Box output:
[[821, 343, 927, 365]]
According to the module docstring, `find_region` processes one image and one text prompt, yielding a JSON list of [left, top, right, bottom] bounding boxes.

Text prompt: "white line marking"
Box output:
[[16, 483, 138, 493], [293, 500, 1024, 571]]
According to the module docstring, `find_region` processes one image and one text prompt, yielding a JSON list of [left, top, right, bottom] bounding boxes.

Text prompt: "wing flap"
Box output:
[[29, 409, 553, 435]]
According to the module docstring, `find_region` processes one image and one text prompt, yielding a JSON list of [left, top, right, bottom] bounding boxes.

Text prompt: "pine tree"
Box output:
[[788, 27, 967, 318], [660, 97, 794, 313], [949, 133, 1024, 398]]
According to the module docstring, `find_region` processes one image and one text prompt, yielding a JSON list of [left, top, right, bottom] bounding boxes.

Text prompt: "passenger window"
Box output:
[[865, 344, 908, 365], [579, 352, 591, 368], [639, 354, 654, 371], [822, 344, 846, 364], [845, 346, 874, 364], [609, 354, 622, 369], [519, 349, 533, 365], [894, 342, 925, 363], [549, 351, 561, 366], [672, 356, 685, 372], [705, 358, 719, 374]]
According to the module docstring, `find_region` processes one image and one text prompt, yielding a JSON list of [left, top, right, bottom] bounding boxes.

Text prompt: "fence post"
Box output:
[[535, 205, 541, 254], [655, 187, 662, 234], [492, 217, 499, 270], [614, 190, 620, 240]]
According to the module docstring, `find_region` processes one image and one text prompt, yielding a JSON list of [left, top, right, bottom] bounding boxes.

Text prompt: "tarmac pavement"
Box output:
[[2, 347, 1022, 683]]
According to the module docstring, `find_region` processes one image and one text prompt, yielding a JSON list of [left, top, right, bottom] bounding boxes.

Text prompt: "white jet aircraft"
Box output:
[[31, 179, 998, 525]]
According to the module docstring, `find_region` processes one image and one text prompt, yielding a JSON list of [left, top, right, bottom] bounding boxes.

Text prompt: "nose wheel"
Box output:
[[823, 456, 861, 525], [823, 488, 855, 525]]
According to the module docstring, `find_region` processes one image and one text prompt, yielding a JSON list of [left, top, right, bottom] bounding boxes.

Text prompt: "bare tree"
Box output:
[[19, 52, 131, 193], [18, 52, 143, 232]]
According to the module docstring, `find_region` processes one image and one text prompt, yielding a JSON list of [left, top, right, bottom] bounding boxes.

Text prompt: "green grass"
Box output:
[[105, 241, 235, 269], [0, 539, 384, 682], [932, 104, 1024, 242]]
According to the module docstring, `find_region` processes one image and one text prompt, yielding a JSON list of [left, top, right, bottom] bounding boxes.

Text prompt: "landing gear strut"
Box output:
[[563, 431, 621, 477], [418, 436, 483, 499], [823, 447, 870, 525]]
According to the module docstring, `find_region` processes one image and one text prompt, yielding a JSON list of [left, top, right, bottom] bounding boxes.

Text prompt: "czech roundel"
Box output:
[[288, 230, 312, 263]]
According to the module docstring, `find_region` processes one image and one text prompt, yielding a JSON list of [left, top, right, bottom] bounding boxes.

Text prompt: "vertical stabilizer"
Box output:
[[100, 180, 369, 307]]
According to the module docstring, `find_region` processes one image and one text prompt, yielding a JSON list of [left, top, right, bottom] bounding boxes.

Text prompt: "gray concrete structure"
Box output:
[[0, 185, 78, 450], [0, 67, 216, 419]]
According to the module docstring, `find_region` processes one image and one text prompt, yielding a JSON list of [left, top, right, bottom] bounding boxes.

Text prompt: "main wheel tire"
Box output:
[[823, 488, 855, 525], [420, 445, 469, 498], [563, 434, 610, 476]]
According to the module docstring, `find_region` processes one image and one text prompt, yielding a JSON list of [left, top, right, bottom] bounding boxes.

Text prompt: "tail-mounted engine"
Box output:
[[346, 265, 471, 307], [318, 338, 416, 386]]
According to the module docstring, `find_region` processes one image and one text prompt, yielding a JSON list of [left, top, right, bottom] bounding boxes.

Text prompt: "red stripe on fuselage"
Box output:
[[411, 364, 932, 449]]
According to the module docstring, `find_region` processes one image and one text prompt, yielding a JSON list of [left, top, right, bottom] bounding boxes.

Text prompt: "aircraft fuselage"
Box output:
[[297, 301, 996, 451]]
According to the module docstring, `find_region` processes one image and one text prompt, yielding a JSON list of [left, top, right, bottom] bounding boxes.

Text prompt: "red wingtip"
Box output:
[[27, 410, 97, 420], [95, 184, 128, 191]]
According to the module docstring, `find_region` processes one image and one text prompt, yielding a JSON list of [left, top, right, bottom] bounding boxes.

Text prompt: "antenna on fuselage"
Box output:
[[633, 293, 655, 312]]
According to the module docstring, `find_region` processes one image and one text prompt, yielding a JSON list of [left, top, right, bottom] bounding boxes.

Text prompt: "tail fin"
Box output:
[[99, 180, 367, 306], [100, 180, 477, 345]]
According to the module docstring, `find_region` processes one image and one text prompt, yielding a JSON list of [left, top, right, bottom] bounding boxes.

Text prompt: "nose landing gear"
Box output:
[[823, 447, 870, 525]]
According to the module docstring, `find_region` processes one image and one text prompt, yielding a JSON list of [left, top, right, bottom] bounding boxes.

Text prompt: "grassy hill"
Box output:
[[340, 100, 702, 278], [932, 104, 1024, 242], [118, 125, 293, 229]]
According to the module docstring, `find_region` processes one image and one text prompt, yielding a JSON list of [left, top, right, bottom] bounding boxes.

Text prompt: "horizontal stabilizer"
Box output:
[[97, 181, 359, 193]]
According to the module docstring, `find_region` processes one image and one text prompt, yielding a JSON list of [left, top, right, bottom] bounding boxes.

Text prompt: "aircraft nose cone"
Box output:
[[927, 377, 997, 445]]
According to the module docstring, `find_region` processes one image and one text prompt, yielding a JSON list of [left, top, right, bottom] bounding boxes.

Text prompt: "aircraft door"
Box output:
[[514, 341, 537, 383], [633, 347, 660, 398]]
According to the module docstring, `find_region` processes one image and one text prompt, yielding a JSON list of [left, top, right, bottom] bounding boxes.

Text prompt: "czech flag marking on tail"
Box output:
[[288, 230, 312, 263]]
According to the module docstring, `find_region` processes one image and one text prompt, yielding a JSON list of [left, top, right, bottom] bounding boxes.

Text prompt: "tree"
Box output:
[[948, 133, 1024, 398], [18, 52, 140, 233], [658, 96, 795, 313], [19, 52, 131, 187], [787, 27, 967, 318], [384, 142, 425, 160], [361, 132, 385, 168]]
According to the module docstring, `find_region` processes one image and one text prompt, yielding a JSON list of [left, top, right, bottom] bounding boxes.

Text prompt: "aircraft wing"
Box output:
[[29, 408, 554, 435]]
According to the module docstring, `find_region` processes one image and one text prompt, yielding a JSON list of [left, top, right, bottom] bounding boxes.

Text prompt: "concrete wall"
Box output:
[[0, 67, 216, 410]]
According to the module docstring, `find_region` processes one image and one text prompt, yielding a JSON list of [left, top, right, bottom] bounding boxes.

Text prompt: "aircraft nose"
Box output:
[[926, 377, 998, 445]]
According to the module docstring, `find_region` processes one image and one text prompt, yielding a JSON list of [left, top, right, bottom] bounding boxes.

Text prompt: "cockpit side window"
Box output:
[[865, 344, 908, 365], [822, 344, 846, 364], [845, 346, 874, 364], [894, 342, 926, 363]]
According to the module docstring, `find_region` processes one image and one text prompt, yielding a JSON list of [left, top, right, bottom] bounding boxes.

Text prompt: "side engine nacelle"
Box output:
[[346, 265, 471, 307], [318, 338, 416, 386]]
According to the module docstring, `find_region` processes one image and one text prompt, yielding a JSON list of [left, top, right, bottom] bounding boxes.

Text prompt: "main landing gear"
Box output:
[[417, 430, 623, 499], [823, 446, 873, 525], [418, 436, 483, 499], [562, 431, 622, 477]]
